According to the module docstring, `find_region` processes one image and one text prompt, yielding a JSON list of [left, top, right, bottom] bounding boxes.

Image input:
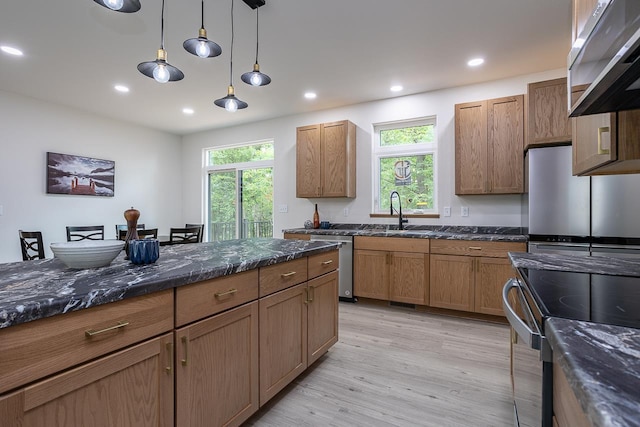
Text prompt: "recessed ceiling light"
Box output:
[[114, 85, 130, 93], [182, 108, 195, 115], [1, 46, 23, 56], [467, 58, 485, 67], [304, 92, 317, 100], [390, 85, 403, 92]]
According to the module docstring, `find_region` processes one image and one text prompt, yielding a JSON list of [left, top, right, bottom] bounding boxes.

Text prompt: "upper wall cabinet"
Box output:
[[296, 120, 356, 198], [455, 95, 525, 195], [572, 88, 640, 175], [526, 78, 571, 149], [569, 0, 640, 175]]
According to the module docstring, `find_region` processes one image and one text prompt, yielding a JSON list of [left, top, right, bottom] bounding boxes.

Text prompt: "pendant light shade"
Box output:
[[93, 0, 140, 13], [215, 0, 247, 112], [214, 85, 248, 112], [241, 7, 271, 86], [183, 0, 222, 58], [137, 0, 184, 83]]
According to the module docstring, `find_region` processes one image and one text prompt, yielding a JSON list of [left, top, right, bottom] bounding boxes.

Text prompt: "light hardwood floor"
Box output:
[[244, 301, 513, 427]]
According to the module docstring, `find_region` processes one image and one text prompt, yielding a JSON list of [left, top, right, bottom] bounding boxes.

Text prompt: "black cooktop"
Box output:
[[519, 268, 640, 329]]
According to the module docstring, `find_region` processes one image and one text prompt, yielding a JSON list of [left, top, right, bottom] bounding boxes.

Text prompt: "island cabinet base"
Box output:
[[259, 269, 339, 406], [0, 333, 174, 427], [176, 301, 259, 427], [0, 249, 340, 427]]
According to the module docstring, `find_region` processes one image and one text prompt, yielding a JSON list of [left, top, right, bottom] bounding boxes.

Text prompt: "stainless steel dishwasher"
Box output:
[[310, 234, 354, 302]]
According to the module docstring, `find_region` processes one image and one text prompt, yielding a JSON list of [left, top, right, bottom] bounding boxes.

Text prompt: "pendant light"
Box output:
[[137, 0, 184, 83], [183, 0, 222, 58], [215, 0, 248, 112], [93, 0, 140, 13], [241, 6, 271, 86]]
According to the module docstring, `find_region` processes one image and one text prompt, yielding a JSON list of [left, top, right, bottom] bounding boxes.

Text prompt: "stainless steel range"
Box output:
[[503, 267, 640, 427]]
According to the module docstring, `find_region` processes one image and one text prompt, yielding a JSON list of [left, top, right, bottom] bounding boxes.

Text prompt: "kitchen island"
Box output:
[[508, 252, 640, 427], [0, 238, 341, 427]]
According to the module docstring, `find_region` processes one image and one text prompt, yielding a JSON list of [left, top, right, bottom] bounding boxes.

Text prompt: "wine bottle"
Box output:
[[313, 204, 320, 229]]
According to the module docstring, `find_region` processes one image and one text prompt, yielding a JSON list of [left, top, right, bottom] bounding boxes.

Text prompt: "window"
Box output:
[[373, 117, 437, 214], [205, 141, 274, 242]]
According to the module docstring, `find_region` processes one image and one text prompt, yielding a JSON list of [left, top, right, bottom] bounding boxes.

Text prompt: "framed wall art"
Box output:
[[46, 152, 115, 197]]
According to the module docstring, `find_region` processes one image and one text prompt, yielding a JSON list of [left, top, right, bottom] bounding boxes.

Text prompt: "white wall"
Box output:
[[182, 68, 566, 237], [0, 90, 183, 263]]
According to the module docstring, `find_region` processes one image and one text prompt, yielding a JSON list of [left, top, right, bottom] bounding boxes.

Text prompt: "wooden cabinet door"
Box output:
[[322, 120, 351, 197], [389, 252, 428, 305], [474, 257, 515, 316], [572, 111, 616, 175], [455, 100, 488, 194], [259, 283, 307, 406], [307, 271, 339, 366], [353, 249, 389, 300], [0, 334, 174, 427], [527, 79, 571, 148], [488, 95, 524, 194], [176, 302, 259, 427], [296, 124, 322, 197], [429, 254, 474, 312]]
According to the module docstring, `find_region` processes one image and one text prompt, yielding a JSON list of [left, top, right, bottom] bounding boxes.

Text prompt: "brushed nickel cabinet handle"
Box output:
[[281, 271, 296, 278], [85, 321, 129, 338], [304, 288, 309, 304], [181, 336, 188, 366], [308, 286, 314, 303], [321, 260, 333, 265], [598, 126, 610, 155], [468, 246, 482, 250], [214, 288, 238, 298], [165, 342, 173, 374]]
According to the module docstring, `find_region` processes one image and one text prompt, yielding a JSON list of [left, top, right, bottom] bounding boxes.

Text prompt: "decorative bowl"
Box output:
[[50, 240, 125, 269]]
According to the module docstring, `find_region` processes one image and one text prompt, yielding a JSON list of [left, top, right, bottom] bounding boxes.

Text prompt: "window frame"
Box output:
[[202, 139, 275, 241], [372, 117, 438, 214]]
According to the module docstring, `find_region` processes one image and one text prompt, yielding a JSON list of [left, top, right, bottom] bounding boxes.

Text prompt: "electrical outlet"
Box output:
[[278, 204, 288, 213], [461, 206, 469, 217], [443, 207, 451, 217], [343, 207, 349, 217]]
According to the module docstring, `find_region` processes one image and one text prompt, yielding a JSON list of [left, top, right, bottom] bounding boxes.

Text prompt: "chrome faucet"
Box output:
[[390, 191, 408, 230]]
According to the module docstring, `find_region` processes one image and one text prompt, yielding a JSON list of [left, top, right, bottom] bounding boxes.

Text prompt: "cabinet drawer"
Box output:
[[308, 250, 339, 279], [260, 258, 308, 297], [0, 289, 173, 394], [354, 236, 430, 253], [175, 270, 259, 327], [430, 240, 526, 257]]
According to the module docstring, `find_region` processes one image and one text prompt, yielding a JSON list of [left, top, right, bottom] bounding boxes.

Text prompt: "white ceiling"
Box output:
[[0, 0, 572, 135]]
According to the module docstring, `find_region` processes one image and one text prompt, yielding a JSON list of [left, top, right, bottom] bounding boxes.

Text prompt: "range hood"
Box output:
[[568, 0, 640, 117]]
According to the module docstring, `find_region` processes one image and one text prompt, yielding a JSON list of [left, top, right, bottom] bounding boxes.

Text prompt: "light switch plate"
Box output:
[[278, 204, 288, 213], [443, 207, 451, 217], [461, 206, 469, 217], [343, 207, 349, 217], [0, 205, 3, 216]]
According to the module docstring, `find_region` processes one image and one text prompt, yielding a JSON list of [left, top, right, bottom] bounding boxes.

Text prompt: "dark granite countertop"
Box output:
[[509, 252, 640, 426], [283, 224, 527, 242], [0, 238, 340, 330], [508, 252, 640, 276], [547, 318, 640, 427]]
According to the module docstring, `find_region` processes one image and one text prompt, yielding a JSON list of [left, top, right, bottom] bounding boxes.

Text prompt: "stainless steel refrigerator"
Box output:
[[526, 145, 640, 257]]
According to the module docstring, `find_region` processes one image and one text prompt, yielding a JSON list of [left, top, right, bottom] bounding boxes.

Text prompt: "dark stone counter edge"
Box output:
[[282, 227, 527, 242], [546, 319, 640, 427], [0, 243, 340, 330]]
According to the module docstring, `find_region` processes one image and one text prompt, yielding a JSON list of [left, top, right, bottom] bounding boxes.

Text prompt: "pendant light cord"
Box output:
[[229, 0, 235, 86], [255, 8, 260, 64], [200, 0, 205, 30], [160, 0, 165, 49]]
